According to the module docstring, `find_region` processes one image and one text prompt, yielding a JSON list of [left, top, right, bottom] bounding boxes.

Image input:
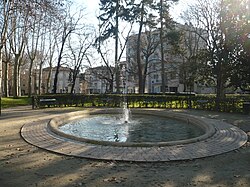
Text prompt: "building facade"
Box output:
[[42, 66, 80, 94], [126, 23, 216, 94], [81, 66, 115, 94]]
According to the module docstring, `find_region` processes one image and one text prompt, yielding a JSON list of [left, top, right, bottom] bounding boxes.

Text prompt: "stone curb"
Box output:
[[21, 109, 248, 162]]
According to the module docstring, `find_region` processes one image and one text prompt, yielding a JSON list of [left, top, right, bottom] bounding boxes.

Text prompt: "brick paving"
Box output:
[[21, 110, 248, 162]]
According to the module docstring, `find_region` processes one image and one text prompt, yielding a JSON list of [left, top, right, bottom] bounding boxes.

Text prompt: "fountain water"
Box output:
[[123, 103, 130, 123], [121, 64, 130, 123], [58, 111, 205, 143]]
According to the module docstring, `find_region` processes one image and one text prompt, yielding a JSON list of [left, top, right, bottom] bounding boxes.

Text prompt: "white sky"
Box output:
[[74, 0, 194, 25], [72, 0, 195, 66]]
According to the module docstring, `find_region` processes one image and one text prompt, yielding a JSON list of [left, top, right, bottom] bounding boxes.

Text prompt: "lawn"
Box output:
[[1, 97, 32, 108]]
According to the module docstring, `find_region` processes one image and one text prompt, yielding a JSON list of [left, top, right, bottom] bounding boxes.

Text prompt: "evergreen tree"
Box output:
[[135, 0, 156, 94], [157, 0, 178, 94], [222, 0, 250, 91], [97, 0, 137, 93]]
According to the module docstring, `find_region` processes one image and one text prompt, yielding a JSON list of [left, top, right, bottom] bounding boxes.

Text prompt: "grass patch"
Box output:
[[1, 97, 32, 108]]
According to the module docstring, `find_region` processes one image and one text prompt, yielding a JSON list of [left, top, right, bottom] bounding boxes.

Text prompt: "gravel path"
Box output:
[[0, 106, 250, 187]]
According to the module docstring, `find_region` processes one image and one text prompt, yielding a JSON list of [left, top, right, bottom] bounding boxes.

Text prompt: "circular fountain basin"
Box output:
[[21, 108, 248, 161], [48, 109, 216, 147], [58, 114, 204, 143]]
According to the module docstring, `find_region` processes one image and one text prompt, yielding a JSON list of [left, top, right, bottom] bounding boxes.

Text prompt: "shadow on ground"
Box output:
[[0, 107, 249, 187]]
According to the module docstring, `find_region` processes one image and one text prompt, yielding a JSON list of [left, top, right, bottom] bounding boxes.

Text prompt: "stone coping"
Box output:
[[21, 108, 248, 162], [48, 109, 216, 147]]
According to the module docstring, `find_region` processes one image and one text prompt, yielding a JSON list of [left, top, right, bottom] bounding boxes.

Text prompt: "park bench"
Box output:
[[39, 98, 57, 107], [196, 99, 208, 104], [196, 99, 209, 109]]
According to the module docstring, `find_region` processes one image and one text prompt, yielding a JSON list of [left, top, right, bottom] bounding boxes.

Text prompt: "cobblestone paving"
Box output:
[[21, 113, 248, 162]]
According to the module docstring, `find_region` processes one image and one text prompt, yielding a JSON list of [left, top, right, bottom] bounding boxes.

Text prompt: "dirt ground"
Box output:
[[0, 106, 249, 187]]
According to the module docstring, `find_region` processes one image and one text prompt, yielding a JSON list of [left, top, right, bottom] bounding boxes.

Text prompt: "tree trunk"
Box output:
[[3, 61, 9, 97], [110, 77, 114, 93], [160, 0, 166, 94], [142, 57, 149, 93], [33, 69, 37, 95], [28, 59, 34, 97], [136, 3, 144, 94], [53, 62, 60, 93], [46, 67, 52, 93], [0, 53, 2, 115], [70, 71, 77, 94], [53, 29, 70, 94], [215, 60, 225, 111], [13, 55, 20, 97], [114, 0, 120, 93], [38, 63, 43, 95], [17, 62, 21, 97], [53, 42, 64, 94], [0, 52, 2, 98]]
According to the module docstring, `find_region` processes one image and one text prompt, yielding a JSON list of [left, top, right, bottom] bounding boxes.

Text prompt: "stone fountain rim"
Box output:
[[48, 108, 216, 147]]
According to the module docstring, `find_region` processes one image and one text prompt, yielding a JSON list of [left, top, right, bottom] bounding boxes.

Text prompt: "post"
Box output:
[[0, 97, 1, 115], [32, 96, 35, 109]]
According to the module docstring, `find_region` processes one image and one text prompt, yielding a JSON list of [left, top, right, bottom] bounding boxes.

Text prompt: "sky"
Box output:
[[75, 0, 194, 25], [72, 0, 195, 66]]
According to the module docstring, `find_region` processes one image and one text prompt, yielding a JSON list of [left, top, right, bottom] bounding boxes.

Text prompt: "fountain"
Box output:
[[123, 103, 129, 123], [20, 63, 248, 161], [55, 65, 207, 144], [21, 108, 248, 162], [57, 110, 205, 144], [121, 63, 130, 124]]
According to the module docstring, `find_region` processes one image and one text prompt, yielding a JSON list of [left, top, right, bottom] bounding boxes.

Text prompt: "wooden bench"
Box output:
[[39, 98, 57, 107], [196, 100, 208, 109]]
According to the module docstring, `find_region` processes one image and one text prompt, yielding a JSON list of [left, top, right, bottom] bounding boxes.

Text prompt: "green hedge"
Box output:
[[32, 94, 250, 113]]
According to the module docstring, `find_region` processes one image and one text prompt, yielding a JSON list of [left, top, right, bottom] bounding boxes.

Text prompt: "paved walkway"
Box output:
[[21, 109, 248, 162], [1, 106, 250, 187]]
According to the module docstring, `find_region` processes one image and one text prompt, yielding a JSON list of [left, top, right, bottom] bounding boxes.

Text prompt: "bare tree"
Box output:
[[0, 0, 12, 101], [66, 29, 94, 94], [97, 0, 137, 93], [45, 29, 58, 94], [141, 30, 160, 92], [3, 42, 12, 97], [178, 23, 208, 92], [9, 2, 30, 97], [136, 1, 146, 94], [95, 39, 115, 93], [96, 16, 134, 93], [52, 5, 86, 93], [128, 28, 160, 93], [37, 0, 68, 95], [181, 0, 229, 99], [26, 7, 43, 97]]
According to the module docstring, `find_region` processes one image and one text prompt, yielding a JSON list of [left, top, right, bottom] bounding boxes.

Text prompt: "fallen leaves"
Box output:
[[103, 176, 127, 183]]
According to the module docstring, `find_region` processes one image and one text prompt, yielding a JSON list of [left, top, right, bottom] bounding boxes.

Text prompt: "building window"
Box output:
[[153, 74, 158, 80], [170, 71, 176, 79], [170, 87, 178, 92]]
